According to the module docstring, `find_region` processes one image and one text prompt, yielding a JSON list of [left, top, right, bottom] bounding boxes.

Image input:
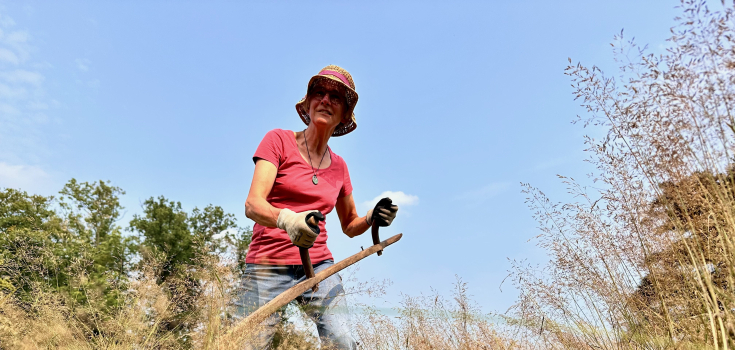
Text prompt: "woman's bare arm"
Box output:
[[335, 193, 371, 238], [244, 159, 281, 227]]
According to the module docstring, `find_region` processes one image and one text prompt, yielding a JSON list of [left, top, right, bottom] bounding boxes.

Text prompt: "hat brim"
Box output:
[[295, 75, 358, 137]]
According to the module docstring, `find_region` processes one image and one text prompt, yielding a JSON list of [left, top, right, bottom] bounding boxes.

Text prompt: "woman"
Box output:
[[238, 65, 399, 349]]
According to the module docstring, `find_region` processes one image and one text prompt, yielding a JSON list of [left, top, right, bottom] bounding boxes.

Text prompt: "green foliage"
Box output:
[[627, 168, 735, 339], [129, 196, 243, 280], [128, 196, 245, 345], [130, 196, 192, 282], [57, 179, 137, 311], [0, 188, 68, 303], [0, 179, 249, 347], [59, 179, 127, 245], [0, 188, 58, 232], [0, 181, 133, 314], [229, 226, 253, 276], [189, 204, 237, 256]]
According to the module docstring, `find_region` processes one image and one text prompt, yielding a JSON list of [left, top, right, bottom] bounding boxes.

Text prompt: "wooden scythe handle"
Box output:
[[225, 233, 403, 344], [302, 214, 321, 292], [299, 247, 317, 291]]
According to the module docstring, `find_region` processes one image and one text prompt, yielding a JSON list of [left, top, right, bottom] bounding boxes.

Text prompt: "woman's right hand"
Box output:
[[277, 209, 322, 248]]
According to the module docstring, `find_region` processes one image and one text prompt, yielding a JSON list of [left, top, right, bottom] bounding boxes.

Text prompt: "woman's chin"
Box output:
[[310, 115, 339, 129]]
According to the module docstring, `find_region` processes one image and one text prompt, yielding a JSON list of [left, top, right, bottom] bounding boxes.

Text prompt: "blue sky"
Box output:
[[0, 1, 688, 314]]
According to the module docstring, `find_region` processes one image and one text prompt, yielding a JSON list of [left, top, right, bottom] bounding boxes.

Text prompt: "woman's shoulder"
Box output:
[[263, 128, 293, 138], [260, 128, 296, 143], [328, 148, 348, 167]]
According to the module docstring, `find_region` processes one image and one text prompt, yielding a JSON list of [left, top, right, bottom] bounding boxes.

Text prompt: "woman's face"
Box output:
[[307, 82, 347, 129]]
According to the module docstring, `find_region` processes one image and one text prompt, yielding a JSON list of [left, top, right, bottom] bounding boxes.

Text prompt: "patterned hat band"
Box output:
[[318, 69, 354, 89]]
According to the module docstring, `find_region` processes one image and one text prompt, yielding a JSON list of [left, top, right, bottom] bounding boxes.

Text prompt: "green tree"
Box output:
[[129, 196, 243, 280], [57, 179, 137, 310], [59, 179, 125, 245], [189, 204, 237, 256], [0, 188, 59, 232], [0, 179, 136, 313], [0, 188, 67, 301], [129, 196, 194, 282], [228, 226, 253, 276], [630, 168, 735, 341], [0, 180, 251, 346], [58, 179, 137, 279], [128, 196, 243, 345]]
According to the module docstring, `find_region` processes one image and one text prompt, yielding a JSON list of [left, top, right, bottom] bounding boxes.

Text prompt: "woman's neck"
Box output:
[[303, 124, 332, 156]]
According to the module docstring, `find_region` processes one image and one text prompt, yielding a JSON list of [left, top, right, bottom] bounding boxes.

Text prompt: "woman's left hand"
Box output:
[[367, 197, 398, 227]]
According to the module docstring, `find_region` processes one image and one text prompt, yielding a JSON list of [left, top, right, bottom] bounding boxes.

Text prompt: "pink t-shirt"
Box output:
[[246, 129, 353, 265]]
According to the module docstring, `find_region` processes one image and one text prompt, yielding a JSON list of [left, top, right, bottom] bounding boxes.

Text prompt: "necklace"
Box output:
[[303, 130, 329, 185]]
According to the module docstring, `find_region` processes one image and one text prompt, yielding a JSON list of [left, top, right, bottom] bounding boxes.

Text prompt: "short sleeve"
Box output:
[[253, 129, 286, 168], [339, 158, 353, 198]]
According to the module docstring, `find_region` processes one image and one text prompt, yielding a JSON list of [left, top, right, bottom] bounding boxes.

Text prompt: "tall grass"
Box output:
[[0, 252, 254, 349], [508, 1, 735, 348], [353, 277, 516, 349], [0, 249, 509, 349]]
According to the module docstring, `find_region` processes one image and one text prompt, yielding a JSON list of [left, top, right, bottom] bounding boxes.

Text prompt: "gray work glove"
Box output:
[[366, 197, 398, 227], [277, 209, 323, 248]]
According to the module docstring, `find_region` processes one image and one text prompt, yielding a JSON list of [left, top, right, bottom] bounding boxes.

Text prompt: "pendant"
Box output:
[[312, 175, 318, 185]]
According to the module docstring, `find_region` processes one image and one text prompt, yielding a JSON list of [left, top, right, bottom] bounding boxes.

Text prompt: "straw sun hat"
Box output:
[[296, 65, 358, 137]]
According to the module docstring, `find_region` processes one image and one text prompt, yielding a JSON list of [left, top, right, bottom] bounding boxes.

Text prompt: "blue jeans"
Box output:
[[234, 259, 356, 349]]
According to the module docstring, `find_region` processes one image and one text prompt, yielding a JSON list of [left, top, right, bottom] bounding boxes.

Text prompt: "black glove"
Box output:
[[367, 197, 398, 227]]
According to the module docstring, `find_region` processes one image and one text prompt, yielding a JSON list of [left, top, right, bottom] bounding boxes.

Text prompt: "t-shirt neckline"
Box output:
[[289, 130, 334, 171]]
